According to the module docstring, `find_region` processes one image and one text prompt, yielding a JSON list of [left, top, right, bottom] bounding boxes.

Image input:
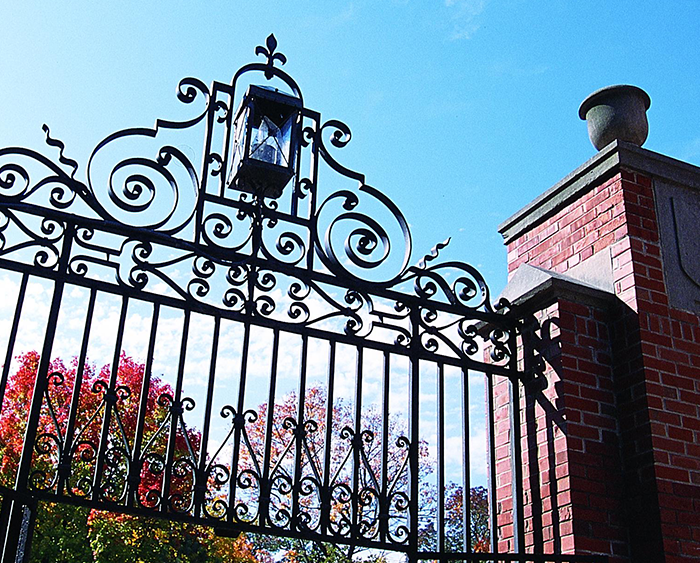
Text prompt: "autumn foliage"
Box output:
[[0, 351, 262, 563], [0, 351, 489, 562]]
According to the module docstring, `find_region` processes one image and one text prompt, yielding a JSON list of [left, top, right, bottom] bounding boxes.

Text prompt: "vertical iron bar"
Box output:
[[321, 339, 335, 537], [408, 307, 420, 563], [260, 327, 281, 527], [92, 295, 129, 502], [15, 497, 37, 563], [292, 333, 309, 528], [8, 224, 74, 563], [379, 350, 390, 543], [486, 373, 497, 555], [510, 375, 525, 557], [437, 362, 445, 555], [0, 493, 11, 561], [195, 315, 221, 518], [461, 368, 472, 553], [161, 309, 190, 513], [128, 303, 160, 508], [57, 288, 97, 497], [0, 273, 28, 410], [228, 322, 251, 521], [304, 111, 321, 272], [351, 346, 363, 539]]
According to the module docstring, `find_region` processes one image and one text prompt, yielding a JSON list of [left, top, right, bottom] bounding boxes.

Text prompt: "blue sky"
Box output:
[[2, 1, 700, 293]]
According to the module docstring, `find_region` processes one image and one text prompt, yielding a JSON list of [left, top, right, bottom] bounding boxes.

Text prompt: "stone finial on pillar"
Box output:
[[579, 85, 651, 150]]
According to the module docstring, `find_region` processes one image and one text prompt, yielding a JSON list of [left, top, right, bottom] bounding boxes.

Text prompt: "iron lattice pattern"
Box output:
[[0, 35, 600, 563]]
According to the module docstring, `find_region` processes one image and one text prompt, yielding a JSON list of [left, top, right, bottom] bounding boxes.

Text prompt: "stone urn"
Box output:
[[578, 85, 651, 150]]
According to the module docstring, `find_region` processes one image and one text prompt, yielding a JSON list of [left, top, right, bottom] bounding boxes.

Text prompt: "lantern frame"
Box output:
[[226, 84, 302, 199]]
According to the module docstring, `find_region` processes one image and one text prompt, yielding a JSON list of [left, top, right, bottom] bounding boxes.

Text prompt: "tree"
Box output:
[[444, 484, 490, 553], [0, 353, 490, 562], [0, 351, 262, 563], [236, 386, 490, 562]]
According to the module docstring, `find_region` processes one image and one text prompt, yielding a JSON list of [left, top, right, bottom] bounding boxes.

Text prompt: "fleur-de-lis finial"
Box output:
[[255, 34, 287, 80]]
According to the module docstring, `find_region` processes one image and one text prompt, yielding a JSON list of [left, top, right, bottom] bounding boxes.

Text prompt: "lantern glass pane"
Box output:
[[249, 113, 294, 167]]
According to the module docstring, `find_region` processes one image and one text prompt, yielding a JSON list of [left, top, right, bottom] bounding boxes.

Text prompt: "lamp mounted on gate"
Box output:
[[227, 84, 302, 199]]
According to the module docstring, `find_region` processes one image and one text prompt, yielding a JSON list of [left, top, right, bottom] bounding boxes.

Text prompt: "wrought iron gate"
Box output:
[[0, 36, 606, 563]]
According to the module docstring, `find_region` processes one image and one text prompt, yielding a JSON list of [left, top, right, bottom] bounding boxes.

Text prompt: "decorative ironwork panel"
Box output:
[[0, 35, 605, 563]]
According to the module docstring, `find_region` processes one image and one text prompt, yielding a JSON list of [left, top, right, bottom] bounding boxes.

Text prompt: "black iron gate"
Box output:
[[0, 36, 605, 563]]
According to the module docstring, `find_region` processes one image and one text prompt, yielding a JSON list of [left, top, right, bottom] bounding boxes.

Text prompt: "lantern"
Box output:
[[227, 85, 302, 199]]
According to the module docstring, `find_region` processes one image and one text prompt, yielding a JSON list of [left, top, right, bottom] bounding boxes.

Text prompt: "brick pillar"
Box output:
[[495, 140, 700, 562]]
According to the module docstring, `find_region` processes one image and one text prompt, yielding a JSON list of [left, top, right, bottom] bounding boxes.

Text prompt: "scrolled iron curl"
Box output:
[[91, 379, 109, 396], [213, 99, 229, 123], [73, 440, 98, 463], [358, 488, 380, 539], [34, 245, 60, 269], [115, 384, 131, 401], [172, 456, 197, 479], [101, 446, 130, 502], [270, 472, 293, 497], [420, 331, 440, 353], [69, 474, 94, 498], [76, 226, 94, 243], [125, 241, 153, 289], [288, 301, 310, 322], [226, 263, 248, 286], [489, 326, 511, 363], [202, 212, 252, 251], [0, 163, 29, 194], [90, 144, 197, 232], [207, 153, 223, 177], [193, 255, 215, 278], [188, 277, 210, 298], [29, 465, 56, 491], [269, 505, 292, 530], [234, 500, 256, 523], [255, 270, 277, 291], [387, 490, 410, 544], [169, 493, 194, 514], [298, 475, 320, 500], [255, 295, 275, 316], [269, 231, 306, 265], [207, 463, 231, 488], [301, 125, 316, 148], [49, 183, 78, 209], [157, 392, 173, 409], [411, 263, 492, 311], [296, 510, 317, 532], [302, 419, 319, 436], [29, 433, 62, 491], [138, 487, 163, 510], [320, 200, 393, 271], [175, 77, 210, 110], [295, 177, 313, 199], [204, 497, 228, 520], [458, 321, 480, 357], [68, 256, 90, 277], [237, 468, 260, 491], [222, 288, 246, 310]]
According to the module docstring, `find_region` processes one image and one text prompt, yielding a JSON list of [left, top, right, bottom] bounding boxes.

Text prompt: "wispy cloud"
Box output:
[[444, 0, 487, 40]]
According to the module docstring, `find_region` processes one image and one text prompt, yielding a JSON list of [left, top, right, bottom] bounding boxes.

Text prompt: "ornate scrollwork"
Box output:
[[0, 33, 525, 560]]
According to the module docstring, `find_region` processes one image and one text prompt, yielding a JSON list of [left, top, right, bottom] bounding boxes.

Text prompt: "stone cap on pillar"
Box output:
[[499, 140, 700, 245], [500, 263, 615, 314]]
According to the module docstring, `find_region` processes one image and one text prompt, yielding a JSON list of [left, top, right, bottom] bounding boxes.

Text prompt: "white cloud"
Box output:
[[445, 0, 487, 40]]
